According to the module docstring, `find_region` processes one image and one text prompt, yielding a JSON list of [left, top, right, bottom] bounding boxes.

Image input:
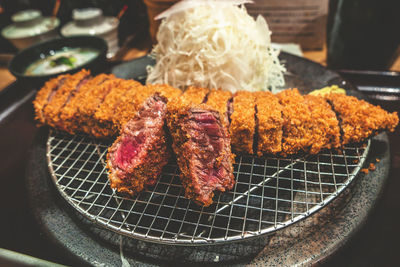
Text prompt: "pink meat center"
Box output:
[[192, 112, 225, 188], [115, 134, 144, 170]]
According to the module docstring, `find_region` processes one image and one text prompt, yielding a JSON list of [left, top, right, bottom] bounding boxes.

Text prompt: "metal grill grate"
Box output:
[[47, 130, 369, 245]]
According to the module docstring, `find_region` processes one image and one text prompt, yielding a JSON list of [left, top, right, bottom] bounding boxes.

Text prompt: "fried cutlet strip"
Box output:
[[77, 76, 119, 135], [58, 74, 113, 134], [113, 80, 157, 131], [277, 88, 314, 155], [304, 94, 341, 154], [92, 78, 132, 138], [254, 91, 283, 155], [146, 84, 182, 102], [230, 91, 256, 154], [325, 93, 399, 145], [107, 94, 170, 196], [205, 89, 232, 126], [167, 104, 235, 206], [43, 70, 91, 129], [115, 83, 184, 130], [33, 74, 70, 125], [168, 86, 209, 111]]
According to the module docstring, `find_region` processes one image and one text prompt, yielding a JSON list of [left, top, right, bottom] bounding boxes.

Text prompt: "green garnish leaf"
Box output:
[[50, 56, 76, 68]]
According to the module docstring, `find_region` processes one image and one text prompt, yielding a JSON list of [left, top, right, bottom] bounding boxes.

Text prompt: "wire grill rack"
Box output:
[[47, 130, 370, 245]]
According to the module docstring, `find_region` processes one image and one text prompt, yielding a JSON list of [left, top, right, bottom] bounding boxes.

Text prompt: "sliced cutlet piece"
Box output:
[[167, 104, 235, 206], [146, 84, 182, 102], [33, 74, 70, 125], [303, 94, 341, 154], [205, 89, 232, 126], [43, 70, 91, 129], [229, 91, 256, 154], [114, 83, 182, 131], [324, 93, 399, 145], [277, 88, 314, 155], [168, 86, 209, 111], [254, 91, 283, 156], [113, 80, 154, 131], [92, 78, 132, 138], [77, 76, 119, 136], [58, 74, 113, 134], [107, 94, 170, 195]]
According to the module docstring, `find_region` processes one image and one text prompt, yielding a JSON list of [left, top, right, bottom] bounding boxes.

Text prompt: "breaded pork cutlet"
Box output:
[[107, 94, 170, 195], [304, 94, 341, 154], [230, 91, 256, 154], [92, 78, 131, 138], [167, 104, 235, 206], [277, 88, 314, 156], [325, 93, 399, 145], [43, 70, 91, 129], [205, 89, 232, 126], [33, 74, 70, 125], [58, 74, 113, 134], [254, 91, 283, 156]]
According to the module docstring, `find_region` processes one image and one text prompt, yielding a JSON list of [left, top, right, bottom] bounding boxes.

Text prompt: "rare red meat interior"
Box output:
[[106, 94, 170, 195], [167, 104, 235, 206]]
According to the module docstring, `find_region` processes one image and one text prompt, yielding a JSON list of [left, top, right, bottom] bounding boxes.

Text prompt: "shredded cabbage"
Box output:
[[146, 0, 286, 93]]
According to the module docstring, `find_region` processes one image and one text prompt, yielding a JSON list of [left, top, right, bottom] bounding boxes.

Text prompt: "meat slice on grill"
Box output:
[[324, 93, 399, 145], [112, 80, 150, 131], [229, 91, 256, 154], [167, 104, 235, 206], [42, 70, 91, 129], [106, 94, 170, 195], [92, 78, 134, 138], [277, 88, 315, 156], [205, 89, 232, 126], [303, 94, 341, 153], [33, 74, 70, 125], [254, 91, 284, 155], [58, 74, 113, 134]]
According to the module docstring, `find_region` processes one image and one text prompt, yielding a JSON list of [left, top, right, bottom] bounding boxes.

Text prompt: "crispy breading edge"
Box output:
[[230, 91, 256, 154], [254, 91, 283, 155]]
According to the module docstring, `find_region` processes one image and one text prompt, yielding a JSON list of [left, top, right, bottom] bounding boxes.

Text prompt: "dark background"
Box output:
[[0, 0, 150, 54]]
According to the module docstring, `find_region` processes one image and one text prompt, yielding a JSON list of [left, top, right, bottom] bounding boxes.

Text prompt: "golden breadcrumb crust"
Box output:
[[167, 104, 235, 206], [205, 89, 232, 126], [167, 86, 209, 112], [230, 91, 255, 154], [277, 88, 314, 155], [325, 93, 399, 144], [33, 74, 70, 125], [254, 91, 283, 155], [112, 80, 150, 129], [43, 70, 90, 128], [146, 84, 182, 102], [92, 78, 131, 137], [304, 94, 341, 153], [58, 74, 113, 133]]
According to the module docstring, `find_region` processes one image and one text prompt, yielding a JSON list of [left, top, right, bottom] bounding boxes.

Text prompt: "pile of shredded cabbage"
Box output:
[[146, 0, 286, 93]]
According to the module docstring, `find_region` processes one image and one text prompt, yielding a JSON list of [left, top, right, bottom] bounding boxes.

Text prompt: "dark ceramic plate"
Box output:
[[9, 36, 108, 84], [25, 52, 389, 266]]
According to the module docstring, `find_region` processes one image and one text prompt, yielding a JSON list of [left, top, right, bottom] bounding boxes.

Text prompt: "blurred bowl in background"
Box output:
[[142, 0, 177, 44], [1, 9, 60, 51], [61, 8, 119, 59], [9, 36, 107, 84]]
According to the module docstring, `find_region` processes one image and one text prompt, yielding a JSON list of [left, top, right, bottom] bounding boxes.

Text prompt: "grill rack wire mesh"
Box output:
[[47, 130, 369, 245]]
